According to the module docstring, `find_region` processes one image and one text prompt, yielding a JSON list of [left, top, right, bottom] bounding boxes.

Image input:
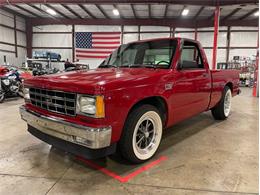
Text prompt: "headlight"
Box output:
[[77, 95, 105, 118], [24, 87, 30, 100]]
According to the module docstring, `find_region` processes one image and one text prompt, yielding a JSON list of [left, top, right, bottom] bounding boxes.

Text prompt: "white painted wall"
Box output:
[[31, 24, 258, 70], [0, 9, 27, 66]]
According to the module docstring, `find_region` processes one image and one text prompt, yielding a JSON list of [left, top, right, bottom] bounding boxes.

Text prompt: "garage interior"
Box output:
[[0, 0, 259, 194]]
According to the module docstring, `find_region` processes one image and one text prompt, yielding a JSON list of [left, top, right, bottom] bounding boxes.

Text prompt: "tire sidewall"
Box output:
[[119, 105, 163, 163], [223, 88, 232, 117], [132, 110, 162, 161], [211, 86, 232, 120]]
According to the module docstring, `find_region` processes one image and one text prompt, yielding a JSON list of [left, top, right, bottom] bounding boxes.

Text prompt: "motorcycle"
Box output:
[[0, 70, 23, 103]]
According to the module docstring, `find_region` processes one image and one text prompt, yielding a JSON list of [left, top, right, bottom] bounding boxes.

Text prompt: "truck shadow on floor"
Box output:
[[47, 111, 222, 176]]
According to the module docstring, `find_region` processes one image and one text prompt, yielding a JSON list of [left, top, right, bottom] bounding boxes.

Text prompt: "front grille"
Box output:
[[29, 88, 76, 116]]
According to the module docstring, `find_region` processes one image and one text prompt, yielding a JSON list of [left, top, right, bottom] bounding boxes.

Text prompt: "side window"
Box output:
[[180, 41, 204, 69]]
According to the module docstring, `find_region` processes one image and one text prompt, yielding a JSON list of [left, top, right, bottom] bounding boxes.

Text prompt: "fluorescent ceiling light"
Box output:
[[46, 8, 56, 15], [182, 9, 189, 16], [113, 9, 119, 16], [254, 11, 259, 16]]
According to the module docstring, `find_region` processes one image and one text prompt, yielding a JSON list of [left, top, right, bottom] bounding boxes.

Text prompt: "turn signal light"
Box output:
[[95, 96, 105, 118]]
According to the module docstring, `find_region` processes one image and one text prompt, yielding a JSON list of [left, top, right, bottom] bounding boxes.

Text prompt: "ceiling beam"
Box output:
[[61, 4, 82, 18], [28, 18, 258, 28], [221, 8, 241, 21], [0, 7, 28, 18], [78, 4, 96, 19], [239, 8, 258, 20], [164, 4, 168, 18], [130, 4, 137, 18], [0, 0, 258, 6], [28, 4, 56, 18], [44, 4, 70, 19], [13, 4, 41, 17], [193, 6, 204, 20], [95, 4, 110, 19]]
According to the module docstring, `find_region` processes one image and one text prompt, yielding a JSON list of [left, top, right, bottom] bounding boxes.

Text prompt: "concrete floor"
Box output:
[[0, 87, 258, 195]]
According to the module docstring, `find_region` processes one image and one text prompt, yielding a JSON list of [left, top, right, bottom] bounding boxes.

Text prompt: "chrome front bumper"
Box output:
[[19, 106, 112, 149]]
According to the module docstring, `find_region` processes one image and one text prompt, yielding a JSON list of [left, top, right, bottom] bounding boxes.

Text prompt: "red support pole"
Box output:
[[212, 6, 220, 70]]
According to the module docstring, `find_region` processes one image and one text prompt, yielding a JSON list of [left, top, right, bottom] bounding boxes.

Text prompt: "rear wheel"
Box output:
[[119, 105, 163, 164], [211, 86, 232, 120]]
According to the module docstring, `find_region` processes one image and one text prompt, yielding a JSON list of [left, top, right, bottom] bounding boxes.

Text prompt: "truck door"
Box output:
[[170, 41, 211, 124]]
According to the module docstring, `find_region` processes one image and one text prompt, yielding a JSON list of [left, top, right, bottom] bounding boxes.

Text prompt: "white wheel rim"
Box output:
[[224, 89, 232, 117], [132, 111, 162, 160]]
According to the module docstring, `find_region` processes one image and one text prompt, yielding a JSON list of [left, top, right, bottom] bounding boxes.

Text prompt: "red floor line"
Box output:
[[76, 155, 168, 183], [120, 156, 168, 183], [76, 156, 124, 181]]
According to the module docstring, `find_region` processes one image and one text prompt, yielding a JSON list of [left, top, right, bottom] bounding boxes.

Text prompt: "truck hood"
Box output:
[[25, 68, 170, 94]]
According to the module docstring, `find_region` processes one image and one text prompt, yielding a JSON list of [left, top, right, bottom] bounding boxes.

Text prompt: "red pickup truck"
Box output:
[[20, 38, 240, 163]]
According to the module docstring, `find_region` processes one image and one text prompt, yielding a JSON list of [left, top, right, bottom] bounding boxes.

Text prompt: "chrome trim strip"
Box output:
[[20, 106, 112, 149]]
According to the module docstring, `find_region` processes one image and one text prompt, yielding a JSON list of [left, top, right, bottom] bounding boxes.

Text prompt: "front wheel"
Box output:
[[119, 105, 163, 164], [211, 86, 232, 120]]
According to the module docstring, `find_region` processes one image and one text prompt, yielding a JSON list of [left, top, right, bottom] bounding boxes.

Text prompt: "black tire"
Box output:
[[118, 104, 163, 164], [211, 86, 232, 120], [0, 91, 5, 103]]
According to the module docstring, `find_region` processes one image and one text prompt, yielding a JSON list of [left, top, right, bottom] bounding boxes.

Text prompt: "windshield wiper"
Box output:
[[99, 64, 117, 68]]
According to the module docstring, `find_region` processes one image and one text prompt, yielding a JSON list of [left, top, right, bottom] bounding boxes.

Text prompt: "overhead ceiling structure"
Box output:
[[0, 0, 258, 28]]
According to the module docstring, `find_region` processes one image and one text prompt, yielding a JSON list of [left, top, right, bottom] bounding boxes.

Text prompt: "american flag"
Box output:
[[75, 32, 121, 59]]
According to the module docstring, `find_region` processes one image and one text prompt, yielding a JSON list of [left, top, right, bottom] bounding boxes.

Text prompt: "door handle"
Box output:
[[202, 73, 207, 77]]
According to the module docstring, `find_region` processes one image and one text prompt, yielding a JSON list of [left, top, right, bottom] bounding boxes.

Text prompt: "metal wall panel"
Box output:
[[123, 33, 138, 44], [0, 48, 27, 66], [75, 25, 121, 32], [33, 25, 72, 32], [140, 26, 170, 32], [230, 32, 258, 47], [0, 10, 14, 27], [140, 33, 170, 39], [33, 34, 72, 47], [17, 31, 26, 46], [124, 26, 139, 32], [0, 27, 15, 43]]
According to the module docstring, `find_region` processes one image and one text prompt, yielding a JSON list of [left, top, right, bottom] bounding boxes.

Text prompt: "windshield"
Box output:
[[99, 39, 177, 69]]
